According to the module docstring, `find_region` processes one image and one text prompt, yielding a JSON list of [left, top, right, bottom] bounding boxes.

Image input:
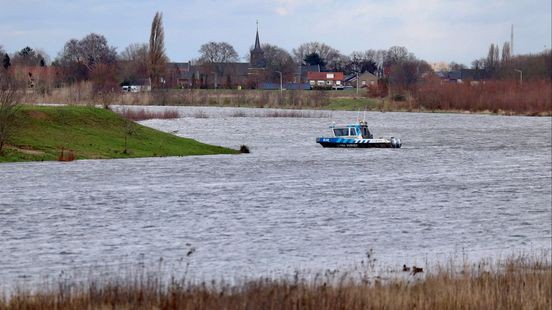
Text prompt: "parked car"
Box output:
[[122, 85, 139, 93]]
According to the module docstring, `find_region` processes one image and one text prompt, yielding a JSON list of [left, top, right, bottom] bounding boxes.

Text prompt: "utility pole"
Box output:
[[275, 71, 283, 93], [511, 24, 514, 56]]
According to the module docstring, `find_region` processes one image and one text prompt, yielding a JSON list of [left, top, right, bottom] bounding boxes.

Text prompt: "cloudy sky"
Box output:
[[0, 0, 550, 65]]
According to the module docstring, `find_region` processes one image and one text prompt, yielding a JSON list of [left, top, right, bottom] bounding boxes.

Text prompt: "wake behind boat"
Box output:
[[316, 120, 402, 148]]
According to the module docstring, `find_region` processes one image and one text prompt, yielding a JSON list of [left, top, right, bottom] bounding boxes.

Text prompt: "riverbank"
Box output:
[[26, 84, 552, 116], [1, 255, 549, 309], [0, 106, 238, 163]]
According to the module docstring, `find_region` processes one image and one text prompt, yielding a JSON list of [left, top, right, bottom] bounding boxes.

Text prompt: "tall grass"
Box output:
[[116, 107, 180, 121], [33, 88, 334, 109], [230, 109, 331, 118], [1, 254, 549, 309], [413, 79, 552, 115]]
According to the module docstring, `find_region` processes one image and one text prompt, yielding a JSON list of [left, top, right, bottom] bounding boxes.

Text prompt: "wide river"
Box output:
[[1, 106, 551, 287]]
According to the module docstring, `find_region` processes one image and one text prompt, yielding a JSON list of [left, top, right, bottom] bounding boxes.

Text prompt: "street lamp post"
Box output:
[[356, 72, 359, 94], [275, 71, 283, 93], [513, 69, 522, 88], [210, 72, 218, 89]]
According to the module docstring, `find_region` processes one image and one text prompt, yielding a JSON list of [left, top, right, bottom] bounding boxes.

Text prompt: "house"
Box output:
[[297, 65, 321, 83], [438, 69, 487, 83], [344, 72, 378, 88], [307, 71, 344, 89], [166, 62, 192, 87]]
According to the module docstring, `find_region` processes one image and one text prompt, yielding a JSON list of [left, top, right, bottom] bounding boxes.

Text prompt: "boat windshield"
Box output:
[[333, 128, 349, 136], [333, 127, 358, 136]]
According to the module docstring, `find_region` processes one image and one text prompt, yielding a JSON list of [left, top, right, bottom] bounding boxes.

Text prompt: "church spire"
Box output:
[[250, 20, 266, 68], [254, 20, 261, 50]]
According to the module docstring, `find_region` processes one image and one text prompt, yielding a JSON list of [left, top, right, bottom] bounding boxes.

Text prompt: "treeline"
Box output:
[[0, 10, 434, 94], [461, 42, 552, 81], [0, 12, 168, 99], [0, 11, 550, 115]]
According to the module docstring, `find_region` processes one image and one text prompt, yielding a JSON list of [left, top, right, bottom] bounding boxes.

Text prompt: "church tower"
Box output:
[[250, 21, 266, 68]]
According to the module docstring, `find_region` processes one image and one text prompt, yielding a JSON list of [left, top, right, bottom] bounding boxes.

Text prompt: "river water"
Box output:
[[1, 106, 551, 287]]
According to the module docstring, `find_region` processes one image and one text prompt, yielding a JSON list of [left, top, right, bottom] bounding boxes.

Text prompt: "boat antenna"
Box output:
[[357, 109, 360, 122], [363, 107, 366, 122]]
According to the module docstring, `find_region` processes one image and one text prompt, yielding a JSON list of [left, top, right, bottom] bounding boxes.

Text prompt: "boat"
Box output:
[[316, 120, 402, 148]]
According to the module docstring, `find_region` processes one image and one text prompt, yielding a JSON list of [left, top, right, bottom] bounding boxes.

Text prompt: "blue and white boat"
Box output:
[[316, 120, 402, 148]]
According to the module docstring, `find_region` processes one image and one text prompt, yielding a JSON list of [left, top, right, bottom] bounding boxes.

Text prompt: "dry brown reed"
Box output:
[[32, 88, 334, 109], [1, 255, 549, 310], [116, 108, 180, 121], [57, 148, 75, 161], [229, 109, 331, 118], [413, 79, 552, 115]]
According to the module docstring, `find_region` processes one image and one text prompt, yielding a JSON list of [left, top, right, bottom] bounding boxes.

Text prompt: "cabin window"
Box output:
[[349, 128, 357, 136], [333, 128, 348, 136]]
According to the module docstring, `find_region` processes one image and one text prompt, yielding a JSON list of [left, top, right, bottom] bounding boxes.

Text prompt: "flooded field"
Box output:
[[1, 107, 550, 288]]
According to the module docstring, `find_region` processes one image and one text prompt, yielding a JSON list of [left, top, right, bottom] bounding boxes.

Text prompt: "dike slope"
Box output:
[[0, 106, 238, 163]]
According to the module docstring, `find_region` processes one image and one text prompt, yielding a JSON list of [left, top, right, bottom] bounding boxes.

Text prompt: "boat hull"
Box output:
[[316, 137, 401, 148]]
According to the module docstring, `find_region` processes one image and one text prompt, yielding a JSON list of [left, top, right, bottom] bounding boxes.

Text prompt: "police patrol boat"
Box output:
[[316, 120, 402, 148]]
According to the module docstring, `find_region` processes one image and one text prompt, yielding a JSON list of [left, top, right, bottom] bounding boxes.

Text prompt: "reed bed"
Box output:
[[116, 107, 180, 121], [413, 79, 552, 115], [1, 254, 549, 309], [25, 80, 552, 115], [229, 109, 331, 118], [35, 88, 334, 109]]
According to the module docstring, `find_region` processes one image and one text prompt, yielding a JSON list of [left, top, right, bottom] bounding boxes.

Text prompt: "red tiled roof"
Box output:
[[307, 72, 344, 81]]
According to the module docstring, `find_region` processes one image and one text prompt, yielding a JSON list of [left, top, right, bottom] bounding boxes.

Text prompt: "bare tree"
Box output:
[[384, 46, 411, 67], [198, 42, 239, 63], [346, 51, 378, 75], [501, 42, 511, 63], [119, 43, 149, 84], [449, 62, 467, 71], [149, 11, 168, 89], [56, 33, 117, 82], [0, 73, 23, 154], [486, 43, 500, 72], [292, 42, 341, 68], [471, 58, 486, 70]]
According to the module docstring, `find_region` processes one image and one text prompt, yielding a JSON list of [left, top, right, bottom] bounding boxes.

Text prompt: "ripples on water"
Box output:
[[1, 106, 550, 287]]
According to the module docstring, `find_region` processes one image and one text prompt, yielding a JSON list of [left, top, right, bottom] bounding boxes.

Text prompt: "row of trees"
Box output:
[[474, 43, 551, 81], [0, 12, 168, 94], [447, 42, 552, 82], [2, 11, 549, 94]]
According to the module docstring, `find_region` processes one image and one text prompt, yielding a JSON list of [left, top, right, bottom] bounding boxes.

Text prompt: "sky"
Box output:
[[0, 0, 550, 66]]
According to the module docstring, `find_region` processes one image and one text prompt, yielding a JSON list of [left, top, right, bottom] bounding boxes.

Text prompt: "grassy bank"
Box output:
[[1, 255, 549, 309], [0, 105, 238, 163]]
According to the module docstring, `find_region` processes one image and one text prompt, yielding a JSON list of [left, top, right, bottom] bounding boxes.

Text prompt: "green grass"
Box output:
[[0, 106, 238, 163], [324, 97, 382, 111]]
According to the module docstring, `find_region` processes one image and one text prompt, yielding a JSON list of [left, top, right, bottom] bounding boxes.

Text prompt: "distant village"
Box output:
[[1, 14, 550, 102]]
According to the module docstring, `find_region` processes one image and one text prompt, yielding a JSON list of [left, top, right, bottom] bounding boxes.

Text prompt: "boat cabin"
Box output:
[[331, 121, 373, 139]]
